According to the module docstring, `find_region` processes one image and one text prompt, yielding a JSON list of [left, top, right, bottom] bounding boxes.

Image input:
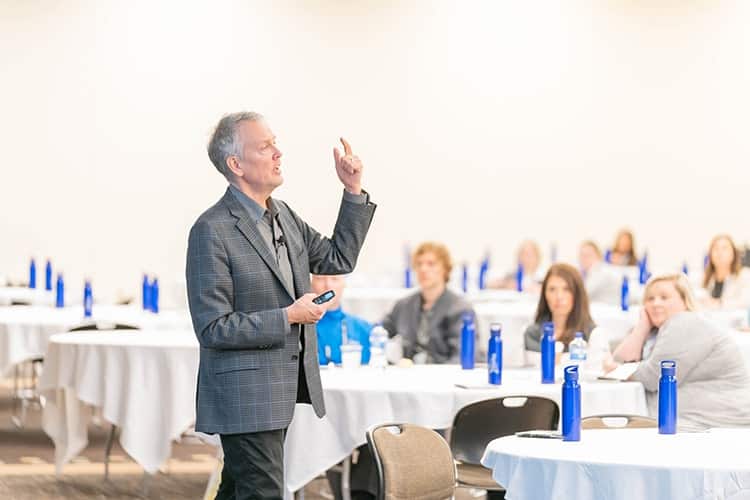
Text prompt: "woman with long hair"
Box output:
[[702, 234, 750, 309], [524, 263, 595, 351], [610, 229, 638, 266]]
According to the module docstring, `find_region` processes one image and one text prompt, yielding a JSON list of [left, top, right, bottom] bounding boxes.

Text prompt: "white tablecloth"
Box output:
[[0, 305, 192, 376], [481, 427, 750, 500], [0, 287, 54, 306], [283, 365, 647, 498], [39, 329, 199, 474]]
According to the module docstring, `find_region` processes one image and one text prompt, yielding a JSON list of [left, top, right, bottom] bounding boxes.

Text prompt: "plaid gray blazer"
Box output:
[[186, 188, 376, 434]]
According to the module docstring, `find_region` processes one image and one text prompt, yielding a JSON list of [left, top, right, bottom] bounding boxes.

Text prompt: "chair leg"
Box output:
[[104, 424, 118, 481], [341, 456, 352, 500], [142, 471, 151, 498]]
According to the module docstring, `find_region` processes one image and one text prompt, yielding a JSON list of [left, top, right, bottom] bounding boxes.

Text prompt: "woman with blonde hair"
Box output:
[[606, 274, 750, 429], [490, 239, 544, 292], [702, 234, 750, 309]]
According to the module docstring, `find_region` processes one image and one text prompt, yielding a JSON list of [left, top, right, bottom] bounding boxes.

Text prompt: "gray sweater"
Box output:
[[631, 311, 750, 429]]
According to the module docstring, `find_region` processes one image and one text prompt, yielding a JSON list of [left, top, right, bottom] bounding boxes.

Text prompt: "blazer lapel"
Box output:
[[278, 205, 306, 298], [221, 189, 294, 301]]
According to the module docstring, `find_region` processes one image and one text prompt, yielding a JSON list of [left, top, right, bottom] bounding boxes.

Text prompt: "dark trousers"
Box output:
[[217, 429, 286, 500]]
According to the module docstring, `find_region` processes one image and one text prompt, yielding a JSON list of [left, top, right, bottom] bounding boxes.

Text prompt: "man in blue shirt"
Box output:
[[311, 274, 372, 365]]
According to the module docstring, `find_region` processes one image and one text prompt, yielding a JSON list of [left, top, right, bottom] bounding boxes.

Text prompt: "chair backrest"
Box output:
[[68, 322, 140, 332], [450, 396, 560, 465], [581, 414, 657, 430], [366, 423, 456, 500]]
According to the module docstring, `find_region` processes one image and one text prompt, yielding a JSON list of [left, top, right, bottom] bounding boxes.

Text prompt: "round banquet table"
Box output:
[[481, 427, 750, 500], [0, 305, 192, 376], [39, 329, 199, 474], [283, 364, 647, 499]]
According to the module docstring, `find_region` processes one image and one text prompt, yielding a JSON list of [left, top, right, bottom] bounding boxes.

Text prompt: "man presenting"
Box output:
[[186, 112, 376, 499]]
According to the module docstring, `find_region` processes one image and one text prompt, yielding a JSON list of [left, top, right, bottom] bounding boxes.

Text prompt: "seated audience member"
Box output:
[[524, 263, 596, 352], [579, 240, 621, 306], [311, 274, 372, 365], [381, 241, 473, 364], [606, 274, 750, 429], [610, 228, 638, 266], [701, 234, 750, 309], [489, 239, 544, 293]]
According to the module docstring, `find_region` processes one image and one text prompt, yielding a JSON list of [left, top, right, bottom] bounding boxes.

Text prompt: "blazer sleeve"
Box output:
[[381, 304, 399, 338], [186, 219, 290, 350], [284, 193, 376, 276], [442, 298, 471, 363], [524, 323, 543, 352]]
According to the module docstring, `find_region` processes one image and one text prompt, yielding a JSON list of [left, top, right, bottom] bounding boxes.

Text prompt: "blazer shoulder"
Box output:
[[189, 195, 235, 232], [392, 291, 422, 311], [442, 289, 472, 313]]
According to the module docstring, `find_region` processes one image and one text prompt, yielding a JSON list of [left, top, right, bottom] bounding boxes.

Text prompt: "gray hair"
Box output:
[[207, 111, 264, 179]]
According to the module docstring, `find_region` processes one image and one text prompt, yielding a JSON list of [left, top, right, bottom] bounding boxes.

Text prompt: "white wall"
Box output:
[[1, 0, 749, 305]]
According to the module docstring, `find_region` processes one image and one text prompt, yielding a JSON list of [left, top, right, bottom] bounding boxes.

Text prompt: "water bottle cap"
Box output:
[[660, 360, 676, 376], [490, 322, 502, 336], [462, 311, 473, 323], [564, 365, 579, 381], [575, 331, 583, 338], [542, 321, 554, 337]]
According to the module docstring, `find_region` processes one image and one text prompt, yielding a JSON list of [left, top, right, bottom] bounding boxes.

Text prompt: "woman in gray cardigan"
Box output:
[[608, 273, 750, 429]]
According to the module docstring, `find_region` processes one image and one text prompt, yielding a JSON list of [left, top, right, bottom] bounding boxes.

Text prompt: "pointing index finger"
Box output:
[[340, 137, 353, 156]]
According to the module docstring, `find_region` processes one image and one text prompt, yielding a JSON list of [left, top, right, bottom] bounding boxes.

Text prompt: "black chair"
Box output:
[[449, 396, 560, 497], [68, 322, 139, 332]]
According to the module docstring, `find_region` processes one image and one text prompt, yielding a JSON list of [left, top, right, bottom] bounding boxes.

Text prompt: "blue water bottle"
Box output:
[[681, 261, 689, 276], [461, 264, 469, 293], [488, 323, 503, 385], [55, 273, 64, 308], [620, 276, 629, 312], [83, 281, 93, 318], [45, 260, 53, 291], [460, 312, 475, 370], [562, 365, 581, 442], [638, 251, 649, 285], [404, 246, 412, 288], [658, 360, 677, 434], [604, 249, 612, 263], [150, 278, 159, 313], [142, 274, 151, 311], [29, 258, 36, 289], [478, 256, 489, 291], [541, 321, 555, 384], [515, 263, 524, 292]]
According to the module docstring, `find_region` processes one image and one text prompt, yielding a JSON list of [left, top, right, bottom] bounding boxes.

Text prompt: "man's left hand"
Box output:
[[333, 137, 363, 195]]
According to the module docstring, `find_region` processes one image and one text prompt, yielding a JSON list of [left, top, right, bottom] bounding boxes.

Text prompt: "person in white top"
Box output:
[[701, 234, 750, 310], [488, 239, 544, 293], [579, 240, 621, 306]]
